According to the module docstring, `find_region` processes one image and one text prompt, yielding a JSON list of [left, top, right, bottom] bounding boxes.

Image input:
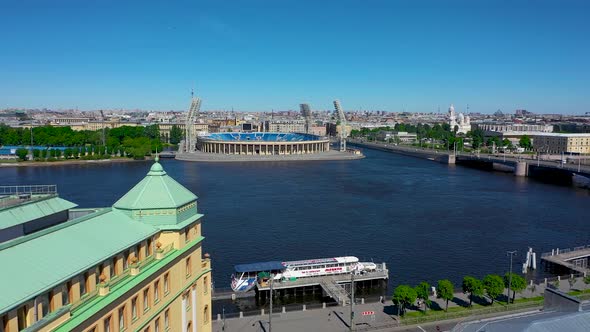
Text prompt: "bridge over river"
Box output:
[[349, 140, 590, 188]]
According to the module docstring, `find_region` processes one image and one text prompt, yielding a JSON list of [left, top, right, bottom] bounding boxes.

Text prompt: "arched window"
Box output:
[[203, 305, 209, 323]]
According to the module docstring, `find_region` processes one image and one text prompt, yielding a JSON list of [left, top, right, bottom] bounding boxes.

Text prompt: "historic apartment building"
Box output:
[[532, 133, 590, 154], [0, 157, 212, 332]]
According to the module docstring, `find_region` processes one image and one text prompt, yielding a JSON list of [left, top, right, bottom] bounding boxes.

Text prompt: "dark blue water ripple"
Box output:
[[1, 148, 588, 289]]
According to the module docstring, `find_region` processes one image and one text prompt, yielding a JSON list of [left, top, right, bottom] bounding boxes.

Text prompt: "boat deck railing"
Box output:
[[256, 264, 389, 291]]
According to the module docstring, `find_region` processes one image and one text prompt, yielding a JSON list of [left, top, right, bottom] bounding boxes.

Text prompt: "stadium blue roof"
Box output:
[[234, 261, 285, 273], [201, 132, 323, 142]]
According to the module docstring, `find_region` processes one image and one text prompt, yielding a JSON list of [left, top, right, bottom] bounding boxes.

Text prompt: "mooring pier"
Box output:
[[541, 245, 590, 274], [255, 264, 389, 305]]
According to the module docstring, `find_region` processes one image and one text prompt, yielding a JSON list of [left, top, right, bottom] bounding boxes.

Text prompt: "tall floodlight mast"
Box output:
[[99, 110, 106, 147], [333, 100, 347, 152], [300, 103, 312, 134], [185, 89, 202, 153]]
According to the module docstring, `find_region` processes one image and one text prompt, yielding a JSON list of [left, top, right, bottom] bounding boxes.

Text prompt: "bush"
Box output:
[[16, 148, 29, 161]]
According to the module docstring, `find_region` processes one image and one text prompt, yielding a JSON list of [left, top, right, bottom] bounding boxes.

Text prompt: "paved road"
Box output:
[[212, 278, 590, 332]]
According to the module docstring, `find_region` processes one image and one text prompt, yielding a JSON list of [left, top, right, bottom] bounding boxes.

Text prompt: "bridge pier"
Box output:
[[447, 154, 456, 165], [515, 161, 528, 177]]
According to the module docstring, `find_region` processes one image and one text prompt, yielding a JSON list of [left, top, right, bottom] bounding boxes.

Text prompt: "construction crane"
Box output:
[[333, 100, 347, 152], [299, 103, 312, 134], [184, 90, 202, 153]]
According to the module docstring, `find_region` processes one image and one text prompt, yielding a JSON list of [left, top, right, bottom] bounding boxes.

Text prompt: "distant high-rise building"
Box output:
[[300, 104, 312, 134]]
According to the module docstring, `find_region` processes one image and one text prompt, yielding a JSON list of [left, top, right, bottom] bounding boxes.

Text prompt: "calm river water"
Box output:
[[1, 148, 589, 291]]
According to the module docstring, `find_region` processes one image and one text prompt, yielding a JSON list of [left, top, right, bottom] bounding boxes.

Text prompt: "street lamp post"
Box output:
[[269, 273, 274, 332], [222, 306, 226, 331], [350, 269, 355, 331], [507, 251, 517, 304]]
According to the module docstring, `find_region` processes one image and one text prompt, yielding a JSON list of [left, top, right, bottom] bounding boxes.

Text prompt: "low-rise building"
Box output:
[[326, 123, 352, 137], [0, 158, 212, 332], [309, 125, 326, 136], [475, 123, 554, 133], [376, 131, 417, 143], [264, 120, 306, 133], [533, 133, 590, 154]]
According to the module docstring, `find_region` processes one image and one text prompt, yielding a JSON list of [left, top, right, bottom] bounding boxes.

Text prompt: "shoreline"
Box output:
[[0, 158, 147, 168], [175, 150, 364, 162]]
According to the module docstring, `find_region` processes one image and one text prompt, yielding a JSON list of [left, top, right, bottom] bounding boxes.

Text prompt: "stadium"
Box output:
[[196, 132, 330, 155]]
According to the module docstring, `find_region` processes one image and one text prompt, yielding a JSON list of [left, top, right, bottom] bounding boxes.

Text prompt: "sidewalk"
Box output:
[[212, 276, 590, 331], [212, 302, 395, 332]]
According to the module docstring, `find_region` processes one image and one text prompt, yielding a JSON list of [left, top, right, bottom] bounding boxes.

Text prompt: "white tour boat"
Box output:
[[231, 256, 376, 292]]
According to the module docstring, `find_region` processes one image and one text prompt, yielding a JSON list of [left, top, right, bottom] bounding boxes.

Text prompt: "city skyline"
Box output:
[[1, 0, 589, 113]]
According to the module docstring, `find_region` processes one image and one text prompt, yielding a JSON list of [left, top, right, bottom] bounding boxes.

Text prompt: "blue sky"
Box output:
[[0, 0, 589, 113]]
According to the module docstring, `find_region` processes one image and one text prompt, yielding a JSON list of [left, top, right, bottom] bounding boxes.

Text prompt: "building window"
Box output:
[[99, 264, 106, 282], [118, 306, 125, 331], [164, 310, 170, 330], [144, 328, 150, 332], [154, 280, 160, 302], [136, 244, 142, 260], [131, 296, 138, 320], [80, 273, 87, 296], [64, 281, 72, 305], [112, 257, 118, 277], [147, 238, 153, 256], [155, 318, 160, 332], [17, 305, 27, 330], [185, 227, 190, 242], [204, 305, 209, 323], [123, 250, 130, 270], [204, 276, 208, 294], [164, 273, 169, 294], [104, 315, 112, 332], [87, 326, 97, 332], [143, 288, 150, 311], [185, 257, 192, 277], [48, 291, 55, 312], [2, 314, 9, 332]]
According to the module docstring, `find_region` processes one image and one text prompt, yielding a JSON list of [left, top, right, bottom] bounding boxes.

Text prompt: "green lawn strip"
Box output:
[[567, 289, 590, 296], [513, 296, 544, 303], [400, 298, 543, 323]]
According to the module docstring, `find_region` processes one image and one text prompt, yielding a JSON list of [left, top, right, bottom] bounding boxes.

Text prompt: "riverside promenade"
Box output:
[[212, 277, 590, 332]]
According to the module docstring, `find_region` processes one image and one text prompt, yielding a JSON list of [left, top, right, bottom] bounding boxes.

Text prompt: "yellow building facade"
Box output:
[[0, 159, 211, 332], [533, 133, 590, 154]]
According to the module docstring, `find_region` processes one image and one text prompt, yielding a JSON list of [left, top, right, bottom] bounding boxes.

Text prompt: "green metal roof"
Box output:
[[53, 237, 207, 332], [0, 159, 203, 315], [0, 208, 158, 313], [0, 196, 77, 230], [113, 160, 197, 211]]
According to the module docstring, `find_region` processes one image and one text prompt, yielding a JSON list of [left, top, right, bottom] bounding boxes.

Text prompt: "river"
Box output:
[[1, 148, 588, 291]]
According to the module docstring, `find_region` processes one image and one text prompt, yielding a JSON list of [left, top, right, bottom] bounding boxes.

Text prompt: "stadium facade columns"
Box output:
[[199, 141, 331, 155]]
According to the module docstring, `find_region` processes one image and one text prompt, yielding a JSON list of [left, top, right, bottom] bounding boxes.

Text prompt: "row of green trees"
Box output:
[[479, 133, 533, 150], [14, 146, 115, 162], [0, 124, 178, 160], [351, 123, 467, 151], [392, 273, 527, 316], [351, 124, 533, 151], [351, 123, 457, 143]]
